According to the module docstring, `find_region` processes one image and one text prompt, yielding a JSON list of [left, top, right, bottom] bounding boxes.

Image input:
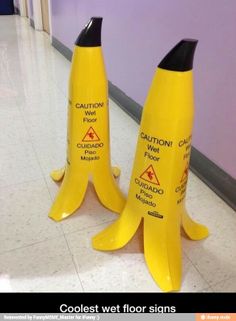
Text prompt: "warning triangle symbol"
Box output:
[[180, 164, 189, 182], [82, 127, 100, 142], [140, 164, 160, 185]]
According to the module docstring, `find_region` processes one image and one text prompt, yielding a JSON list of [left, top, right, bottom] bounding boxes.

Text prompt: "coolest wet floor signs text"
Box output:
[[49, 17, 125, 222], [92, 39, 209, 292]]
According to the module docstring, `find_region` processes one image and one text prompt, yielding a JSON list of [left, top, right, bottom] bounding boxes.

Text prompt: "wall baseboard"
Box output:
[[52, 36, 72, 61], [190, 148, 236, 210], [108, 81, 143, 124], [52, 36, 236, 211]]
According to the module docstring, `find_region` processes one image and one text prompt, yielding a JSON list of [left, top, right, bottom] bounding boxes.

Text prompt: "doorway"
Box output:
[[41, 0, 50, 34]]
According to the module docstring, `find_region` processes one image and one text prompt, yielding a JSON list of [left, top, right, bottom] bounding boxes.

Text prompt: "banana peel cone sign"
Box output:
[[92, 39, 209, 292], [49, 17, 125, 222]]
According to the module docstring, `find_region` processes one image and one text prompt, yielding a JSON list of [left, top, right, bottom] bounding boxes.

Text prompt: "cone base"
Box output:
[[50, 165, 121, 183], [50, 167, 65, 182], [49, 171, 89, 222], [49, 165, 125, 221], [92, 207, 142, 251], [92, 208, 208, 292], [181, 210, 209, 240]]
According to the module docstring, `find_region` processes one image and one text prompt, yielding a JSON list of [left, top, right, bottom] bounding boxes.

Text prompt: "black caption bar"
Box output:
[[0, 293, 235, 313]]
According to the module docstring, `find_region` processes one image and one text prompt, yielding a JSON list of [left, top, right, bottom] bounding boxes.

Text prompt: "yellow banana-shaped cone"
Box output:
[[49, 17, 125, 222], [93, 39, 209, 292]]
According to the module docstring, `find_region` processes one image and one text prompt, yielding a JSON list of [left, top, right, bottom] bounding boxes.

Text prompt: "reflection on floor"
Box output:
[[0, 15, 235, 292]]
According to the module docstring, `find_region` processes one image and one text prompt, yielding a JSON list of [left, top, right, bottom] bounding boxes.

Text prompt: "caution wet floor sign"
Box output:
[[93, 39, 209, 292], [49, 17, 125, 221]]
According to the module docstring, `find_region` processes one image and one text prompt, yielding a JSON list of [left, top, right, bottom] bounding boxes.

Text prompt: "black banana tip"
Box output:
[[158, 39, 198, 71], [75, 17, 103, 47]]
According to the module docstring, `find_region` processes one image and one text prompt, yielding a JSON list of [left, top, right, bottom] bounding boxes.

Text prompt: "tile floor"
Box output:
[[0, 15, 235, 292]]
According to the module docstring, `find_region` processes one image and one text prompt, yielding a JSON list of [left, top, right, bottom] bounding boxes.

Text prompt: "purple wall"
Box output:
[[51, 0, 236, 178]]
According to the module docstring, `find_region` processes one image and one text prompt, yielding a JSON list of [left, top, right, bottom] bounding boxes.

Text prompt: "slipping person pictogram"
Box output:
[[92, 39, 209, 292], [140, 164, 160, 185], [82, 127, 100, 142], [49, 17, 125, 222]]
